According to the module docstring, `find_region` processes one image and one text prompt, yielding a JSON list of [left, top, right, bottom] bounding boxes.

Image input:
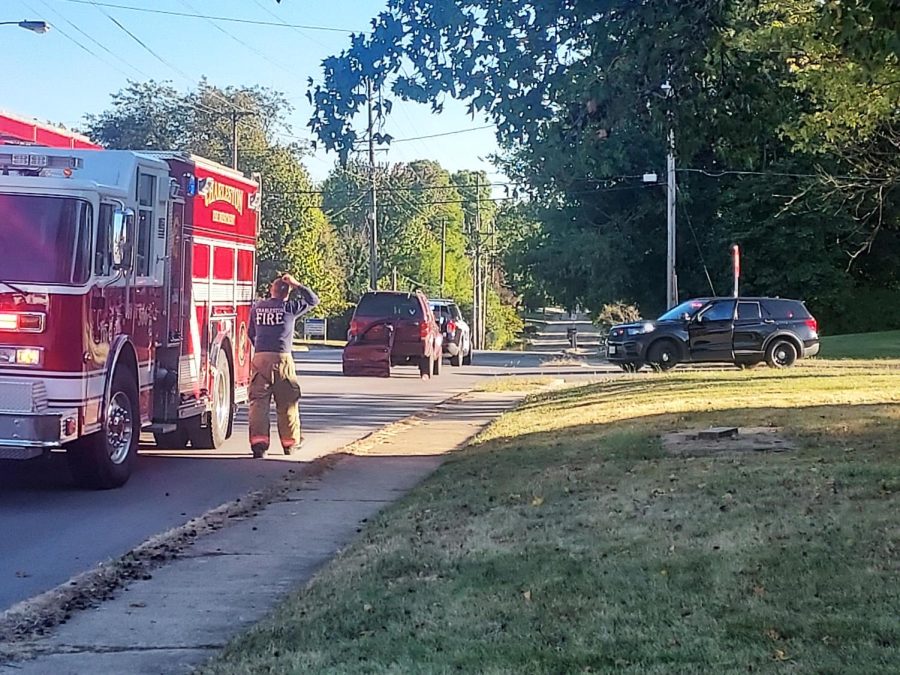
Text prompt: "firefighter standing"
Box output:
[[248, 274, 319, 458]]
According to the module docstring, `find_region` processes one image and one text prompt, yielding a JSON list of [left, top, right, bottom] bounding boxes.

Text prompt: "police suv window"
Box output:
[[737, 302, 761, 320], [702, 300, 736, 322]]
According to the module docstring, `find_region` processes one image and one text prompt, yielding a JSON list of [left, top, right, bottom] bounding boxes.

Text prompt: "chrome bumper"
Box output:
[[0, 412, 62, 459], [0, 378, 76, 460]]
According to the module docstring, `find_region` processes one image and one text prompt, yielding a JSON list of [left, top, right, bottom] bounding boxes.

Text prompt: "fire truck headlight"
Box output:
[[16, 348, 42, 366]]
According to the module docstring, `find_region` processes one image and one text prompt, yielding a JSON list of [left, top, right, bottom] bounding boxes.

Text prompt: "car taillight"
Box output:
[[349, 319, 362, 337], [447, 320, 456, 333], [0, 312, 45, 333], [420, 321, 429, 339], [805, 317, 818, 332]]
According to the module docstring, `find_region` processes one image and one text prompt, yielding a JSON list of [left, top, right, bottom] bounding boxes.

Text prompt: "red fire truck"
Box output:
[[0, 147, 259, 488]]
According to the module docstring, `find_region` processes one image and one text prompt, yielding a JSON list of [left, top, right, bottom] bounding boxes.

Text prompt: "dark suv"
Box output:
[[345, 291, 443, 377], [606, 297, 820, 371], [429, 299, 472, 366]]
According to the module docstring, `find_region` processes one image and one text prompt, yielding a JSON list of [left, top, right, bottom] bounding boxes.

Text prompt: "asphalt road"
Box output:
[[0, 349, 612, 612]]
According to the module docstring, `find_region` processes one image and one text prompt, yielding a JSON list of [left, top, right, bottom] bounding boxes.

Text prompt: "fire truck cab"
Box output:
[[0, 147, 258, 488]]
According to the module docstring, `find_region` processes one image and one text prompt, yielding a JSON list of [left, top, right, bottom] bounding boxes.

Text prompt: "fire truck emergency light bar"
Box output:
[[0, 153, 83, 177]]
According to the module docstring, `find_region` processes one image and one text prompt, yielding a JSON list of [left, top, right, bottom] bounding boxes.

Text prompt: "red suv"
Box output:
[[344, 291, 443, 378]]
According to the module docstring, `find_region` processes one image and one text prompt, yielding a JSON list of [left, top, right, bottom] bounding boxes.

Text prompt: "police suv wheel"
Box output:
[[648, 340, 679, 372], [68, 368, 139, 490], [766, 339, 798, 369]]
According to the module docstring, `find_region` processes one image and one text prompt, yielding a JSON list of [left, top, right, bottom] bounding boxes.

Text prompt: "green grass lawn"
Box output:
[[820, 330, 900, 359], [203, 361, 900, 674]]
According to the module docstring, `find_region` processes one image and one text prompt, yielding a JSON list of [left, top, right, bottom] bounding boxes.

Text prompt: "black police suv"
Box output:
[[606, 297, 820, 372]]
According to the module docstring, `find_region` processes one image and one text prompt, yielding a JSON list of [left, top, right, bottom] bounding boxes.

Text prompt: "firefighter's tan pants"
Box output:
[[248, 352, 302, 452]]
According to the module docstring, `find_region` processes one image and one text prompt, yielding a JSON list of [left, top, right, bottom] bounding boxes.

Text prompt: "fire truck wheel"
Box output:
[[68, 368, 139, 490], [188, 349, 233, 449]]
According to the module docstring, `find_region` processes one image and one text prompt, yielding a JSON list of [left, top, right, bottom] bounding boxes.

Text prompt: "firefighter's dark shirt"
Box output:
[[249, 285, 320, 354]]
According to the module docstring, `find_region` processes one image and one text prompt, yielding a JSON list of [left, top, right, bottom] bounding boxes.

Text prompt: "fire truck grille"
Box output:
[[0, 380, 50, 413]]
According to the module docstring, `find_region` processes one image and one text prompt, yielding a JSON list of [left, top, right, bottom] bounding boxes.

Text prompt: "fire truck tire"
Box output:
[[188, 349, 233, 449], [68, 368, 139, 490]]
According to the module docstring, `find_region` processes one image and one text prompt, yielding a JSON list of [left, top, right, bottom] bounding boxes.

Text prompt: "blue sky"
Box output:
[[3, 0, 502, 184]]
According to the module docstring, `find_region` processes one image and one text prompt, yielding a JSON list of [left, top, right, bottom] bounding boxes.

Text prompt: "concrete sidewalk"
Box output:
[[0, 391, 527, 675]]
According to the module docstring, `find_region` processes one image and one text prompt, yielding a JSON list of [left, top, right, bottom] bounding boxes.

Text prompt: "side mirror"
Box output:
[[112, 208, 135, 271], [681, 313, 691, 322]]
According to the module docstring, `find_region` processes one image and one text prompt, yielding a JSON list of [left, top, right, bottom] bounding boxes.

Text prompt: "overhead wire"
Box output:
[[386, 124, 497, 143], [676, 186, 717, 296], [84, 0, 250, 115], [180, 0, 298, 77], [31, 0, 153, 80], [249, 0, 330, 49], [32, 0, 234, 120], [679, 167, 891, 182], [19, 1, 134, 80], [59, 0, 356, 33]]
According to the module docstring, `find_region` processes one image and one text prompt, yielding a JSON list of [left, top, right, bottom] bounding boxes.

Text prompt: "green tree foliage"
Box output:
[[83, 80, 346, 315], [306, 0, 899, 332], [323, 160, 473, 303]]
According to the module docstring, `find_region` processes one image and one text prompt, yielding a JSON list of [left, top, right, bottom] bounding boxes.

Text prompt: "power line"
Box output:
[[180, 0, 297, 76], [679, 167, 892, 182], [59, 0, 356, 33], [32, 0, 152, 80], [85, 0, 249, 114], [249, 0, 330, 49], [20, 0, 135, 80], [676, 186, 717, 296], [387, 124, 496, 143]]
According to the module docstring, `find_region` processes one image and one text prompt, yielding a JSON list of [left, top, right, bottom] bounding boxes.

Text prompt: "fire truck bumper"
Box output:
[[0, 412, 72, 460]]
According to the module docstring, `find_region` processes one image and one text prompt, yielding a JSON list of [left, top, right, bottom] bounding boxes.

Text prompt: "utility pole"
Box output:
[[663, 78, 677, 309], [666, 125, 677, 309], [366, 78, 379, 290], [474, 175, 486, 350], [227, 110, 256, 170], [231, 110, 239, 170], [439, 218, 447, 297], [392, 267, 398, 291]]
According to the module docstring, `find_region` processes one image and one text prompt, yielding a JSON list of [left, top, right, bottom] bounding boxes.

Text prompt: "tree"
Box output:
[[305, 0, 900, 329], [83, 80, 346, 316], [323, 160, 472, 303], [84, 80, 190, 149]]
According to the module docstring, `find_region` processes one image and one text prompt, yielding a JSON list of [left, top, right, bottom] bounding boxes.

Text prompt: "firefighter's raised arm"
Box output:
[[282, 274, 320, 310]]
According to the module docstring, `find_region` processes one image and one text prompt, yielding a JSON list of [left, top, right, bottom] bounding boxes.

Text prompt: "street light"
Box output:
[[0, 20, 51, 34]]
